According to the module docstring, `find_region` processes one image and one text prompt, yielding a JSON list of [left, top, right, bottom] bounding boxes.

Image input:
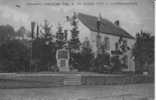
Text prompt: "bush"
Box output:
[[79, 47, 94, 71], [69, 47, 95, 72], [70, 38, 95, 72], [69, 52, 81, 71], [93, 52, 110, 73], [32, 38, 57, 72], [0, 40, 30, 72], [110, 55, 122, 72], [133, 31, 154, 72]]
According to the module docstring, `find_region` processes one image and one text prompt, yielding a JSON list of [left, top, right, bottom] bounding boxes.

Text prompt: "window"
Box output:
[[104, 37, 110, 50]]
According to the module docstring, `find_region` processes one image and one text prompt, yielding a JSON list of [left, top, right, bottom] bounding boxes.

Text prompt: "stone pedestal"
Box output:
[[57, 59, 69, 72], [56, 48, 70, 72]]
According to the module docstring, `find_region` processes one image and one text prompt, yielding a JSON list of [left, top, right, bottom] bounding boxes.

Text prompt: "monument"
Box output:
[[56, 47, 70, 72]]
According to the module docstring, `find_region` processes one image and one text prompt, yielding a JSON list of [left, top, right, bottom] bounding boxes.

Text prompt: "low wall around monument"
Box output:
[[0, 73, 154, 88], [81, 74, 154, 85], [0, 74, 65, 88]]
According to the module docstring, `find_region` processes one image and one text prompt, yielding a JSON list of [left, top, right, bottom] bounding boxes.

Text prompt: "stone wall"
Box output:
[[0, 73, 154, 88], [81, 74, 154, 85]]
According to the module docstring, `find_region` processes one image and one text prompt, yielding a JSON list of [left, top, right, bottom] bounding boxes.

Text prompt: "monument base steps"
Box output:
[[64, 74, 81, 85]]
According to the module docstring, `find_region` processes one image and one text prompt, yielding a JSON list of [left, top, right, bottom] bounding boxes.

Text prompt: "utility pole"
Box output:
[[96, 13, 102, 55], [30, 21, 36, 72]]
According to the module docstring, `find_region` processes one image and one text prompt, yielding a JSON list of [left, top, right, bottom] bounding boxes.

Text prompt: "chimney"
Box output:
[[36, 24, 39, 39], [31, 21, 35, 40], [114, 20, 120, 26], [97, 13, 102, 32]]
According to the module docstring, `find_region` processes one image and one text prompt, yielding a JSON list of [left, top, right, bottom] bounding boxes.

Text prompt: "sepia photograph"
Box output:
[[0, 0, 154, 100]]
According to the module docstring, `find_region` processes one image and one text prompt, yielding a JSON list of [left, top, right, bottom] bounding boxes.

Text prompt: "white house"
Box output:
[[64, 12, 135, 72]]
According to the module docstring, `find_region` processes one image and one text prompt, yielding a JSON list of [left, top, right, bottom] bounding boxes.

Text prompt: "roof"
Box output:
[[77, 13, 134, 39]]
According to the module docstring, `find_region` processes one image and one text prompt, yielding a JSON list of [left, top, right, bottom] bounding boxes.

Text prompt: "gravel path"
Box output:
[[0, 83, 154, 100]]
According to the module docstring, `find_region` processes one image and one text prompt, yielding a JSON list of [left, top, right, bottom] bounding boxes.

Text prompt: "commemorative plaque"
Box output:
[[56, 48, 70, 72]]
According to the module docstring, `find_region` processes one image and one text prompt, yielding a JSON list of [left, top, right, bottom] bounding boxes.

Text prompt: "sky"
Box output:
[[0, 0, 154, 36]]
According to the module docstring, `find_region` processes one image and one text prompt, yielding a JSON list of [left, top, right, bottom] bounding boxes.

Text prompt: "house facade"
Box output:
[[64, 13, 135, 72]]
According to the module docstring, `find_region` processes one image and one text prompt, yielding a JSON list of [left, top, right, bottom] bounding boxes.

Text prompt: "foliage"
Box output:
[[32, 38, 57, 71], [68, 13, 81, 70], [55, 25, 65, 49], [69, 37, 95, 71], [69, 52, 81, 71], [111, 37, 129, 72], [31, 20, 57, 72], [70, 47, 94, 72], [69, 13, 81, 51], [0, 40, 30, 72], [16, 26, 26, 38], [0, 25, 15, 44], [93, 51, 110, 73], [133, 31, 154, 72], [110, 55, 122, 72], [79, 47, 94, 71]]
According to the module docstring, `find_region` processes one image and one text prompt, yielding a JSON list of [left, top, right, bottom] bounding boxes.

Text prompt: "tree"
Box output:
[[133, 31, 154, 73], [80, 41, 94, 71], [0, 40, 30, 72], [32, 20, 57, 72], [68, 13, 81, 69], [91, 40, 111, 73], [71, 38, 94, 71], [16, 26, 28, 40], [56, 24, 65, 49], [32, 39, 57, 71], [69, 12, 81, 52], [110, 55, 122, 72], [41, 20, 53, 39], [110, 37, 130, 72], [93, 50, 110, 73], [0, 25, 15, 44]]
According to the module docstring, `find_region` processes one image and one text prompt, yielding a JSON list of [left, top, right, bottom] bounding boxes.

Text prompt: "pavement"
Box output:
[[0, 83, 154, 100]]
